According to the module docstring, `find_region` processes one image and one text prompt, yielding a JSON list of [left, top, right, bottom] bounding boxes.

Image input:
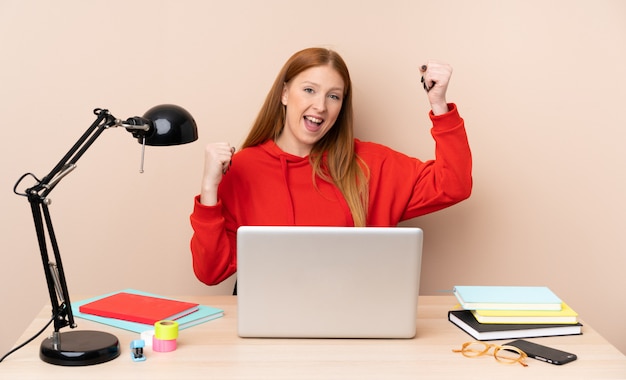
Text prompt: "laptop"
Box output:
[[236, 226, 423, 338]]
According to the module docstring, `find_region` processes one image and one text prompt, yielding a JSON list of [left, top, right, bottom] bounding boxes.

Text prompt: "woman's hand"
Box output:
[[420, 61, 453, 116], [200, 142, 236, 206]]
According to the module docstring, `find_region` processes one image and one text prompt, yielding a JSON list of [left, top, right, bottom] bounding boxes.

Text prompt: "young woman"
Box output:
[[190, 47, 472, 286]]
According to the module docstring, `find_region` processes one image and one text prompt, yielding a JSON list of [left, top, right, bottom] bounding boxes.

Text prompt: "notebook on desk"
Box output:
[[236, 226, 423, 339]]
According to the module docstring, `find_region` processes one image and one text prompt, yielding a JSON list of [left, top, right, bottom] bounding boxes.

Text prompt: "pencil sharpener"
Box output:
[[130, 339, 146, 362]]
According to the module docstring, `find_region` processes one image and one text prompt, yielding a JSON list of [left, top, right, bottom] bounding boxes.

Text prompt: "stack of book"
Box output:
[[72, 289, 224, 333], [448, 286, 582, 341]]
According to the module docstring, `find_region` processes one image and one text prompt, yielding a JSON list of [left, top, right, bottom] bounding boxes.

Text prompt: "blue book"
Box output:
[[71, 289, 224, 333], [453, 286, 562, 311]]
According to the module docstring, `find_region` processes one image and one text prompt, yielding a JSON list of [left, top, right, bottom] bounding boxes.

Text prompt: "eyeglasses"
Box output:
[[452, 341, 528, 367]]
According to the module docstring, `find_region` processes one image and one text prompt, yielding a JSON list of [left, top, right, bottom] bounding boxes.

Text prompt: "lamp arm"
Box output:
[[18, 108, 144, 335], [33, 109, 152, 197], [28, 197, 74, 333], [35, 109, 115, 197]]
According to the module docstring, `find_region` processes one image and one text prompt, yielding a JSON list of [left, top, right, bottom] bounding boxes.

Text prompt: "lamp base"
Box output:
[[40, 330, 120, 366]]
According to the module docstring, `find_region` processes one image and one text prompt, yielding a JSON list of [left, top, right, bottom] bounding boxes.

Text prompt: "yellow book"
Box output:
[[471, 302, 578, 324]]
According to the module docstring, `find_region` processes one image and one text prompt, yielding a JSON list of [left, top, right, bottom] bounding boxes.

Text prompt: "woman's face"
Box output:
[[277, 64, 345, 157]]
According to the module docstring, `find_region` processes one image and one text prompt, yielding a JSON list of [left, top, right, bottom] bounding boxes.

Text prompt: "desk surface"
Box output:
[[1, 295, 625, 379]]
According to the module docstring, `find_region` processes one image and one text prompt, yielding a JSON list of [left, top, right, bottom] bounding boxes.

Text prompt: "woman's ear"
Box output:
[[281, 83, 288, 106]]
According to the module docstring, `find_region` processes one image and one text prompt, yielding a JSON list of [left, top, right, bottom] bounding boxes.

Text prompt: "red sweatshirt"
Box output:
[[190, 104, 472, 285]]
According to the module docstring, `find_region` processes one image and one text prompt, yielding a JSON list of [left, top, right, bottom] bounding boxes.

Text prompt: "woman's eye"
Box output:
[[304, 88, 314, 94], [329, 94, 341, 101]]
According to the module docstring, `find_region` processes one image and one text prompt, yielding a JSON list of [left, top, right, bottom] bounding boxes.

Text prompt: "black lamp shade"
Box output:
[[140, 104, 198, 146]]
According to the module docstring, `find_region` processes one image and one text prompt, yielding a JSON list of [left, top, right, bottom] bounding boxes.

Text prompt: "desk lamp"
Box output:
[[12, 105, 198, 366]]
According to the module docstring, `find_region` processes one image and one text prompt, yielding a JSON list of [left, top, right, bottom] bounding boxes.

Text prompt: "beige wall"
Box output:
[[1, 0, 625, 357]]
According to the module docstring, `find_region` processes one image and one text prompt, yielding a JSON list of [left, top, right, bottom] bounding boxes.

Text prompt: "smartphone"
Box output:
[[504, 339, 577, 365]]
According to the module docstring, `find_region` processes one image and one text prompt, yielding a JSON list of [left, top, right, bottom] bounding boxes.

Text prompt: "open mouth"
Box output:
[[304, 115, 323, 126]]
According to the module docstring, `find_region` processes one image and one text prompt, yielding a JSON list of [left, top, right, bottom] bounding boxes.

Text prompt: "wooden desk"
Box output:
[[1, 296, 625, 379]]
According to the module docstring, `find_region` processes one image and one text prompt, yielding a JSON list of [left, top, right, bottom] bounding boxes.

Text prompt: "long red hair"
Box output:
[[242, 48, 369, 226]]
